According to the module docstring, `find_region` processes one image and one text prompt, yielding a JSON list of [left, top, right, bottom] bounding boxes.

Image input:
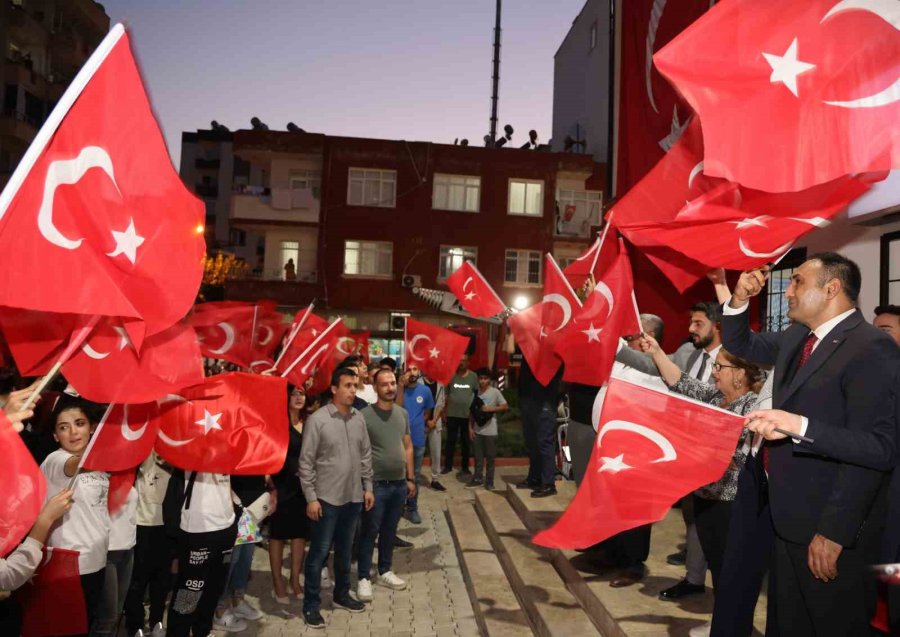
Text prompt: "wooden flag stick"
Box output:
[[273, 302, 314, 369], [65, 402, 115, 491], [281, 318, 342, 379], [20, 315, 101, 414], [589, 209, 616, 274], [773, 428, 814, 444]]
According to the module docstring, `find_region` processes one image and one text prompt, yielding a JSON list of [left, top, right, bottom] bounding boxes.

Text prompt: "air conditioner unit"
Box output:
[[401, 274, 421, 289]]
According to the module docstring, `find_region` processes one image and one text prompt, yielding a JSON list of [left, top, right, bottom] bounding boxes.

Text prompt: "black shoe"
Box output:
[[666, 550, 686, 566], [465, 478, 484, 488], [459, 469, 472, 476], [440, 467, 453, 475], [333, 596, 366, 613], [430, 481, 447, 492], [515, 479, 538, 489], [303, 609, 326, 628], [394, 537, 413, 549], [530, 486, 558, 498], [659, 579, 705, 600]]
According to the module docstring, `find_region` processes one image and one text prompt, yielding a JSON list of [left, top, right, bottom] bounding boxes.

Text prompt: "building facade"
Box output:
[[0, 0, 109, 188]]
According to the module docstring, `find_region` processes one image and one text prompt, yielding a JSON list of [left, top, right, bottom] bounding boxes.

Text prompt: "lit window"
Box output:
[[508, 179, 544, 217], [439, 246, 477, 280], [433, 174, 480, 213], [347, 168, 397, 207], [344, 240, 393, 277], [505, 249, 542, 285], [556, 189, 602, 237]]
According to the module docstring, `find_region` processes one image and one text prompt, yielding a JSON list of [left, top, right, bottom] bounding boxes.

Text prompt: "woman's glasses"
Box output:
[[712, 362, 739, 371]]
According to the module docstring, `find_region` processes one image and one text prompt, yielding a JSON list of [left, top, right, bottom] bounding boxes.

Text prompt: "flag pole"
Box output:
[[20, 315, 101, 413], [589, 209, 616, 274], [273, 302, 314, 369], [631, 291, 643, 333], [280, 319, 342, 379], [65, 402, 115, 491]]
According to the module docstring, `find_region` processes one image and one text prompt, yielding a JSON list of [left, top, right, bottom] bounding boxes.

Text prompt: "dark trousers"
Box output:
[[599, 525, 652, 573], [693, 495, 732, 590], [472, 434, 497, 486], [303, 500, 362, 613], [521, 397, 556, 487], [444, 417, 471, 471], [165, 525, 236, 637], [711, 460, 778, 637], [568, 418, 594, 486], [81, 568, 107, 635], [357, 481, 406, 579], [125, 525, 175, 634], [91, 549, 134, 636]]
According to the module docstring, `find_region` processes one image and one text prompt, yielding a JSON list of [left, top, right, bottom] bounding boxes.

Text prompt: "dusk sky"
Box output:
[[101, 1, 588, 167]]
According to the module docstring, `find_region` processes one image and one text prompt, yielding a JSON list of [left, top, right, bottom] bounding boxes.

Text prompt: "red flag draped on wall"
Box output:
[[0, 25, 205, 345], [0, 412, 46, 558], [654, 0, 900, 192], [446, 261, 506, 318], [154, 372, 288, 475], [534, 379, 744, 549], [404, 318, 470, 386]]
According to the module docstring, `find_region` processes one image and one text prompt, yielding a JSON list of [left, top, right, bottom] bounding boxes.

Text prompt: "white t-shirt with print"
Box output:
[[41, 449, 110, 574], [135, 452, 171, 527], [180, 472, 235, 534], [109, 487, 138, 551]]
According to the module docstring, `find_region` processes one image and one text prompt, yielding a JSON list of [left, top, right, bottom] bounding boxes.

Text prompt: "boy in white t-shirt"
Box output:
[[40, 399, 111, 633]]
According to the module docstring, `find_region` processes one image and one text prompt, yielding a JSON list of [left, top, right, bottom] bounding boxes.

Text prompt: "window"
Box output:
[[280, 240, 299, 279], [508, 179, 544, 217], [344, 240, 393, 277], [556, 189, 602, 237], [290, 170, 321, 199], [439, 246, 477, 280], [760, 248, 807, 332], [590, 22, 597, 50], [347, 168, 396, 207], [505, 249, 542, 285], [433, 174, 480, 212], [882, 230, 900, 305]]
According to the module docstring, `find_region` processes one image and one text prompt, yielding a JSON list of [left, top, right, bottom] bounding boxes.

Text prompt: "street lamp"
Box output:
[[512, 295, 530, 310]]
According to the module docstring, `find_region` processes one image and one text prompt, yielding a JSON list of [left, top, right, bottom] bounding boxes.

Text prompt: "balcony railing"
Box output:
[[225, 278, 323, 306], [0, 107, 40, 128], [230, 190, 319, 225]]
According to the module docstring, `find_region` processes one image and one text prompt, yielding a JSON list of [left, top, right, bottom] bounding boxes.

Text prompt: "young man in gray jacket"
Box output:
[[300, 367, 375, 629]]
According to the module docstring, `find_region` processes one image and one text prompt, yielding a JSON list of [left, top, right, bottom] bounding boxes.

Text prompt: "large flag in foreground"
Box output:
[[0, 24, 205, 344], [404, 319, 470, 386], [154, 372, 288, 475], [533, 379, 744, 549], [0, 412, 46, 558], [654, 0, 900, 192]]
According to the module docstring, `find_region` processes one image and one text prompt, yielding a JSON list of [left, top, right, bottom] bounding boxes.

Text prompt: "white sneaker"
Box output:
[[377, 571, 407, 591], [357, 577, 373, 602], [321, 567, 332, 589], [212, 610, 249, 632], [688, 620, 712, 637], [133, 631, 144, 637], [150, 623, 165, 637], [231, 598, 264, 621]]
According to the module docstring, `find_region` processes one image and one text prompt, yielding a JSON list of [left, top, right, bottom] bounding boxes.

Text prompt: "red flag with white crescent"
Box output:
[[533, 379, 744, 549], [81, 403, 159, 472], [0, 412, 47, 559], [445, 261, 506, 318], [277, 318, 345, 391], [190, 301, 285, 369], [0, 25, 205, 344], [404, 318, 470, 386], [153, 372, 288, 475]]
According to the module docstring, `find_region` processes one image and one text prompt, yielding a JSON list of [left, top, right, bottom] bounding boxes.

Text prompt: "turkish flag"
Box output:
[[0, 25, 205, 343], [404, 318, 470, 386], [307, 321, 356, 395], [278, 318, 345, 391], [0, 412, 47, 558], [17, 547, 87, 637], [556, 241, 641, 387], [562, 228, 618, 289], [191, 301, 286, 369], [611, 119, 872, 291], [446, 261, 506, 318], [154, 372, 288, 475], [654, 0, 900, 192], [107, 468, 136, 516], [82, 403, 159, 472], [508, 255, 582, 386], [533, 378, 744, 549]]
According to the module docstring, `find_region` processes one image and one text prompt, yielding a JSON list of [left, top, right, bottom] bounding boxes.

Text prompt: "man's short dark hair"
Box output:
[[690, 302, 721, 324], [379, 357, 397, 370], [874, 305, 900, 318], [339, 355, 363, 369], [330, 366, 358, 388], [640, 313, 664, 342], [475, 367, 493, 379], [372, 368, 396, 385], [808, 252, 861, 304]]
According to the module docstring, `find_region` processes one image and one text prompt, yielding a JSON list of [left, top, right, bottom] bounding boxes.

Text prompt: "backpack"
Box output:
[[162, 469, 198, 538], [469, 395, 493, 427]]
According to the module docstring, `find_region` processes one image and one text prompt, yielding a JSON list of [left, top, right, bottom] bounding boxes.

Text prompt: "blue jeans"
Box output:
[[90, 550, 134, 636], [406, 446, 426, 513], [218, 542, 256, 607], [357, 481, 407, 580], [303, 501, 362, 613]]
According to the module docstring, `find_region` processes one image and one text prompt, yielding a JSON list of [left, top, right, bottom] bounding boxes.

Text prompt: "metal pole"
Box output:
[[489, 0, 502, 147]]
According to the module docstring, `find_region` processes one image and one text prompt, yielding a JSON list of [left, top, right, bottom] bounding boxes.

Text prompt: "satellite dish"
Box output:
[[286, 122, 305, 133]]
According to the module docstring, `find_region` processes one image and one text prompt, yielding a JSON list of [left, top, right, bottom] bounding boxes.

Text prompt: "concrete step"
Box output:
[[505, 480, 767, 637], [446, 501, 532, 637], [473, 490, 602, 637]]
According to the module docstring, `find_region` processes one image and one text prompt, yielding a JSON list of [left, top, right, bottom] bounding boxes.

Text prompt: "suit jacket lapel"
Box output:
[[684, 349, 701, 375]]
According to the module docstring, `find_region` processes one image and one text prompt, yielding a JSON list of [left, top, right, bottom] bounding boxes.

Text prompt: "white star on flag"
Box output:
[[194, 409, 223, 435], [581, 323, 603, 343], [464, 291, 477, 301], [429, 347, 441, 358], [598, 453, 633, 473], [106, 218, 145, 264], [762, 38, 815, 98], [729, 216, 771, 231]]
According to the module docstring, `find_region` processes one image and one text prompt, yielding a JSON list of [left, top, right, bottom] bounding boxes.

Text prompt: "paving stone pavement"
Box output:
[[214, 471, 488, 637]]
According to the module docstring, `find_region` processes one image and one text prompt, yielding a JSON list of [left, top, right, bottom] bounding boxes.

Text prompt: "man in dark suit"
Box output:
[[720, 252, 899, 636]]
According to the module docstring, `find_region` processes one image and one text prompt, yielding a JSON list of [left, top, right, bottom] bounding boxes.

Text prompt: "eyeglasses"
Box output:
[[712, 362, 739, 371]]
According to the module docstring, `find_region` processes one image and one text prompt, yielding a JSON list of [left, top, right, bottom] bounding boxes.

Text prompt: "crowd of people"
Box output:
[[0, 342, 509, 635]]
